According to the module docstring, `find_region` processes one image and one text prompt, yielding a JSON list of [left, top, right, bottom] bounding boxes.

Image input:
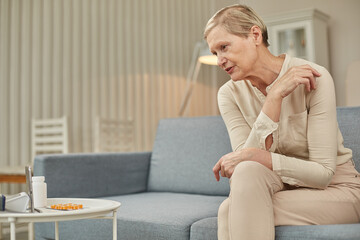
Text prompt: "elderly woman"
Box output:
[[204, 4, 360, 240]]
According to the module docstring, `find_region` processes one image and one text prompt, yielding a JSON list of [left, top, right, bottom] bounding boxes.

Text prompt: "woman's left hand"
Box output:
[[213, 150, 245, 181], [213, 148, 272, 181]]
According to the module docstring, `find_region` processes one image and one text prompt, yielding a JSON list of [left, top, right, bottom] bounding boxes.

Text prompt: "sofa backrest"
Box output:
[[148, 116, 231, 196], [148, 106, 360, 195], [337, 106, 360, 171]]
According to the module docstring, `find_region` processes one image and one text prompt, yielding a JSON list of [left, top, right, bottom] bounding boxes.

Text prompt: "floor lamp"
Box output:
[[178, 41, 218, 116]]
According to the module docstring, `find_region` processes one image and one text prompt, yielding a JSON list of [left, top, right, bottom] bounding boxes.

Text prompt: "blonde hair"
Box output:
[[204, 4, 269, 47]]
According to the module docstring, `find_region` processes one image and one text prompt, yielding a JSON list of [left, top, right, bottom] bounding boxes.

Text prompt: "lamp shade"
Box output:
[[198, 43, 218, 66]]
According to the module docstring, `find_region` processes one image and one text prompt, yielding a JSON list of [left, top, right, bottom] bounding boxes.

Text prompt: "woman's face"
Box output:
[[207, 26, 258, 81]]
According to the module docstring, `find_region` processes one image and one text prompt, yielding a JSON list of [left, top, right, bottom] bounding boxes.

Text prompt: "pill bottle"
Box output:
[[32, 176, 47, 208]]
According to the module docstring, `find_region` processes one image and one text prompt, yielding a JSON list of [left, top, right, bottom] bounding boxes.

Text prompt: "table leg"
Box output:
[[28, 223, 34, 240], [9, 218, 16, 240], [55, 222, 59, 240], [112, 210, 117, 240], [0, 222, 3, 240]]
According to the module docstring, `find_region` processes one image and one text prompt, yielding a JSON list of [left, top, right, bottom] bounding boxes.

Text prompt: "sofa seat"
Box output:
[[275, 224, 360, 240], [190, 217, 360, 240], [35, 192, 225, 240], [190, 217, 218, 240]]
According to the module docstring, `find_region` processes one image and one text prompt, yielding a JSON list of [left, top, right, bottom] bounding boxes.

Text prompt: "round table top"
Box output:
[[0, 198, 121, 223]]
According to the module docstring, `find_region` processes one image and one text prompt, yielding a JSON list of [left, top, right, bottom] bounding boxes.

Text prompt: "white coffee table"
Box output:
[[0, 198, 121, 240]]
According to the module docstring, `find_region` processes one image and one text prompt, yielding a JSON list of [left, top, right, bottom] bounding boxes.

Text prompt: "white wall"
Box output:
[[240, 0, 360, 106]]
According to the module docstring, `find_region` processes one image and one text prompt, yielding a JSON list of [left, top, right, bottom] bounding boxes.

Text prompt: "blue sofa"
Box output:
[[34, 106, 360, 240]]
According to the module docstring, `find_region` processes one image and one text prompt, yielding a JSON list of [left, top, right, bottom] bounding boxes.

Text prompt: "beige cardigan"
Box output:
[[218, 54, 352, 189]]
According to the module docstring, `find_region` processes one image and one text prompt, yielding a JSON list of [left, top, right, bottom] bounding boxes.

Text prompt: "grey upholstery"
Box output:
[[275, 224, 360, 240], [190, 217, 360, 240], [34, 106, 360, 240], [34, 152, 151, 198], [35, 192, 225, 240], [337, 106, 360, 171], [148, 116, 231, 196]]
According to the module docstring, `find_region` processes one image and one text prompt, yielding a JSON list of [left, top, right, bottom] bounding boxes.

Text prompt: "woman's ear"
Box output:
[[250, 25, 263, 46]]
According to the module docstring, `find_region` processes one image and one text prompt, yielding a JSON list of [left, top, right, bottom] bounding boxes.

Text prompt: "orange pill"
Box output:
[[51, 203, 83, 210]]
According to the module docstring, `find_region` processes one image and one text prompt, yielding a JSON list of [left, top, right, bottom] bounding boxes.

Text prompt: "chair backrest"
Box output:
[[31, 116, 69, 161], [94, 117, 134, 152], [345, 60, 360, 106]]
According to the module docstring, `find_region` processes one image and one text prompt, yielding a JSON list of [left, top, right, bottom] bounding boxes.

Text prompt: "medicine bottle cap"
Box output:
[[32, 176, 45, 182]]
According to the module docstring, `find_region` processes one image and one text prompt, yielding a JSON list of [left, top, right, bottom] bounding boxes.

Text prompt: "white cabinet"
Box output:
[[263, 9, 330, 70]]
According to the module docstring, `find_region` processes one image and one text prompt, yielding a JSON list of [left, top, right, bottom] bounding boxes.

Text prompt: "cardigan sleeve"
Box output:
[[271, 67, 337, 189], [218, 84, 278, 152], [218, 64, 337, 189]]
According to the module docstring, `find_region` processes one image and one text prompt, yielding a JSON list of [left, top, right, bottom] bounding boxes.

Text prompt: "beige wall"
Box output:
[[0, 0, 237, 193], [240, 0, 360, 106]]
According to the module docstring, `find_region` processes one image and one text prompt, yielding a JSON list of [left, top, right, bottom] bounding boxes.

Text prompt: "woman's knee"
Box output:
[[231, 161, 282, 191], [218, 198, 229, 219], [232, 161, 268, 181]]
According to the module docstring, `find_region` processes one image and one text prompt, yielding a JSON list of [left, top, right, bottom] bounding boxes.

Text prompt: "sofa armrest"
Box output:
[[33, 152, 151, 198]]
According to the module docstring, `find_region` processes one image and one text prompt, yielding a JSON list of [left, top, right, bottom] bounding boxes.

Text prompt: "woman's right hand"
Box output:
[[261, 64, 321, 148], [269, 64, 321, 100]]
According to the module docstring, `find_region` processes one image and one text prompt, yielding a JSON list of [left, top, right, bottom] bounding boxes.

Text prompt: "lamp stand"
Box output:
[[178, 42, 202, 116]]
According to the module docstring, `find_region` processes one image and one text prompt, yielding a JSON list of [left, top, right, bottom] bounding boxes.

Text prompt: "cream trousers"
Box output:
[[218, 160, 360, 240]]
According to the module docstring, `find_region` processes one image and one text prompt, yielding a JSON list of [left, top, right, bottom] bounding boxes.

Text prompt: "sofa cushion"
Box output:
[[190, 217, 218, 240], [148, 116, 231, 195], [35, 192, 226, 240], [189, 217, 360, 240], [34, 152, 151, 198], [275, 224, 360, 240], [35, 219, 112, 240], [337, 106, 360, 171]]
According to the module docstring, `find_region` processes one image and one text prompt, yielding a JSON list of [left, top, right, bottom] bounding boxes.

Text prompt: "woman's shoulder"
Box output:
[[288, 55, 328, 74], [218, 79, 257, 111], [288, 56, 333, 85], [219, 79, 251, 93]]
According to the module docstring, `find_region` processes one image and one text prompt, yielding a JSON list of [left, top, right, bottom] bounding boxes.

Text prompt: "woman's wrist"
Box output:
[[243, 148, 273, 170], [266, 88, 283, 102], [242, 148, 258, 161], [262, 91, 283, 123]]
